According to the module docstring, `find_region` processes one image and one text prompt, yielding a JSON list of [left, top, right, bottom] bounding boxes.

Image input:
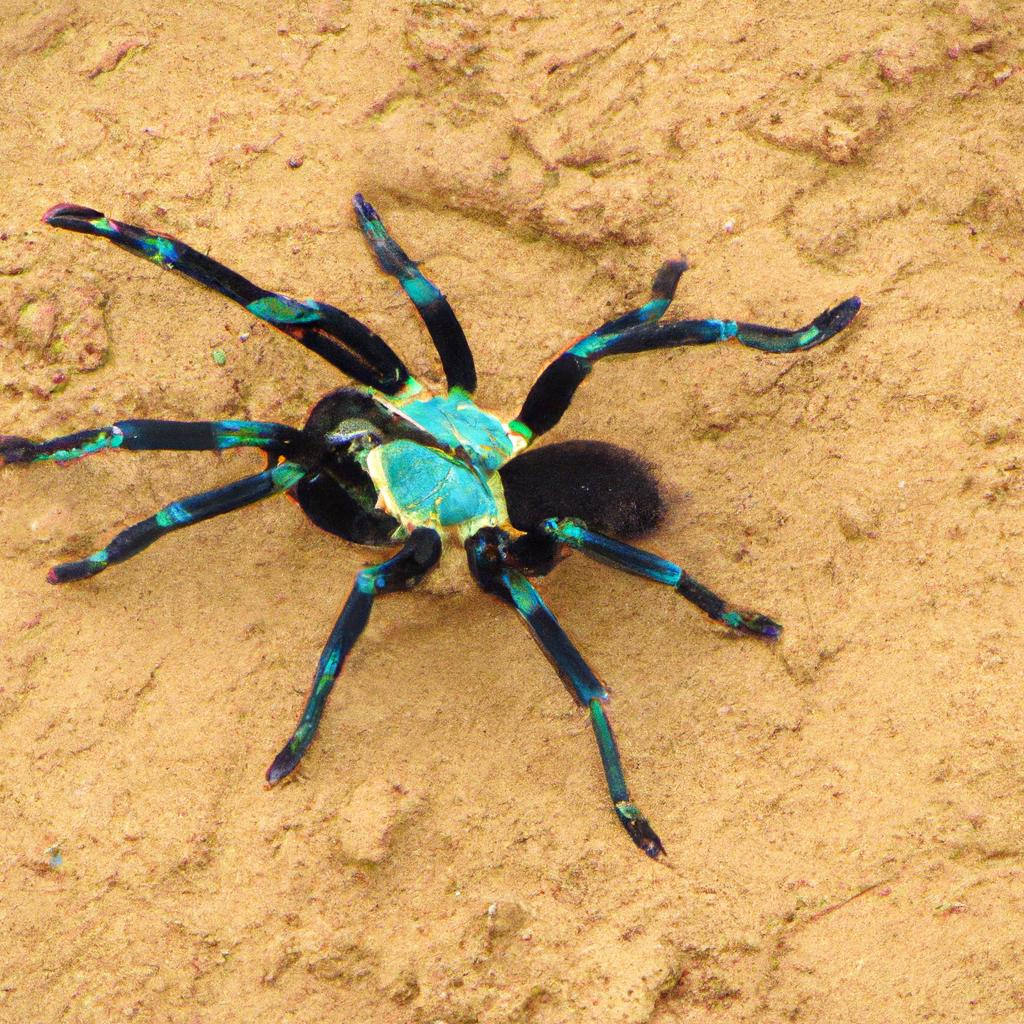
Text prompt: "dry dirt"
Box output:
[[2, 2, 1023, 1022]]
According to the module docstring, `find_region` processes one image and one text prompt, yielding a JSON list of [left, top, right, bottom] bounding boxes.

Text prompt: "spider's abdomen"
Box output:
[[499, 440, 666, 540]]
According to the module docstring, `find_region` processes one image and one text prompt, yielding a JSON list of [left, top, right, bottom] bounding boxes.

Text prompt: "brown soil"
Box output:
[[2, 2, 1023, 1022]]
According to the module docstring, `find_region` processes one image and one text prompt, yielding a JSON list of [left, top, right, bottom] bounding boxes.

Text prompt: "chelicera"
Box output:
[[1, 197, 859, 859]]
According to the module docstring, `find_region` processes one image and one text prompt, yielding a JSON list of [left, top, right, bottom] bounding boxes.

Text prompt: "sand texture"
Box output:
[[2, 1, 1023, 1021]]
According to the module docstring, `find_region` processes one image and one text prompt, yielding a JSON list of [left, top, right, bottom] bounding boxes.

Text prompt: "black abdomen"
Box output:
[[499, 440, 666, 539]]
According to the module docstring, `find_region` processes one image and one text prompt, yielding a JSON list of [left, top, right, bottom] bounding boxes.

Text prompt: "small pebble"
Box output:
[[212, 348, 227, 366]]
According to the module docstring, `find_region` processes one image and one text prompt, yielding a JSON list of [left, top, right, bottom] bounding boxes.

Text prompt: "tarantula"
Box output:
[[1, 197, 859, 857]]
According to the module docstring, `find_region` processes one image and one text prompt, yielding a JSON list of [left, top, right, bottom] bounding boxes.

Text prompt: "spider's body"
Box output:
[[1, 196, 860, 859], [360, 389, 517, 540]]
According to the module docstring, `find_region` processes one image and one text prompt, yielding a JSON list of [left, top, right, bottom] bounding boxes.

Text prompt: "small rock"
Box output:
[[16, 299, 60, 350], [485, 900, 528, 948], [836, 500, 878, 540], [873, 28, 941, 85], [314, 0, 351, 34]]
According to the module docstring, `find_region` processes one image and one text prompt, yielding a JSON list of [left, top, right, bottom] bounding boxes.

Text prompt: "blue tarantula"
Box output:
[[1, 197, 859, 858]]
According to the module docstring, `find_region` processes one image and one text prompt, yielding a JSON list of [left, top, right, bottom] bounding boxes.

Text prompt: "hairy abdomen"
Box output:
[[499, 440, 666, 540]]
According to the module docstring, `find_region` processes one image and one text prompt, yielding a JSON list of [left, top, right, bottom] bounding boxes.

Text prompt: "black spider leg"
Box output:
[[0, 419, 310, 467], [513, 265, 860, 441], [467, 527, 665, 860], [42, 204, 412, 394], [510, 258, 688, 441], [266, 527, 443, 783], [46, 460, 309, 583], [353, 194, 477, 395], [537, 518, 780, 638]]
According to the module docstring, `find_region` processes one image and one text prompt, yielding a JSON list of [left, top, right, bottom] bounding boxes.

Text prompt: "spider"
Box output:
[[1, 197, 859, 859]]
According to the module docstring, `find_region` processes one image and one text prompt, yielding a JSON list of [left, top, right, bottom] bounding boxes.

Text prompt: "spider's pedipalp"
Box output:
[[266, 527, 442, 784], [48, 461, 307, 583], [353, 193, 477, 395], [43, 204, 412, 393]]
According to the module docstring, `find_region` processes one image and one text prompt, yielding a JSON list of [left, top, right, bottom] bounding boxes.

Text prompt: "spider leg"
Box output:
[[507, 258, 686, 442], [47, 461, 307, 583], [538, 518, 780, 638], [512, 284, 860, 441], [42, 204, 413, 394], [466, 528, 665, 859], [586, 258, 689, 340], [353, 194, 477, 395], [266, 527, 442, 783], [1, 419, 310, 466]]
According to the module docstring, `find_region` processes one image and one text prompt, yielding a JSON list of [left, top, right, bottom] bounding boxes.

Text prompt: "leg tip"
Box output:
[[352, 193, 377, 223], [615, 802, 667, 860], [266, 745, 301, 785], [817, 295, 861, 337], [721, 609, 783, 640], [651, 258, 689, 300], [47, 561, 96, 584], [736, 294, 861, 353], [0, 435, 36, 466], [43, 203, 104, 229]]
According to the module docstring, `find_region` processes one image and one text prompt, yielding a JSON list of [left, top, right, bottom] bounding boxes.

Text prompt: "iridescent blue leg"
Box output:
[[588, 697, 664, 859], [48, 461, 306, 583], [501, 569, 664, 859], [539, 518, 780, 639], [465, 528, 664, 859], [586, 258, 689, 340], [0, 419, 309, 466], [266, 527, 442, 783], [43, 204, 412, 393], [510, 259, 687, 442], [353, 194, 476, 395], [614, 295, 862, 355], [514, 281, 860, 441]]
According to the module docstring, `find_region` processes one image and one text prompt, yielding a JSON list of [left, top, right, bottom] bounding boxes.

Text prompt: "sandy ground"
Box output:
[[2, 1, 1023, 1021]]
